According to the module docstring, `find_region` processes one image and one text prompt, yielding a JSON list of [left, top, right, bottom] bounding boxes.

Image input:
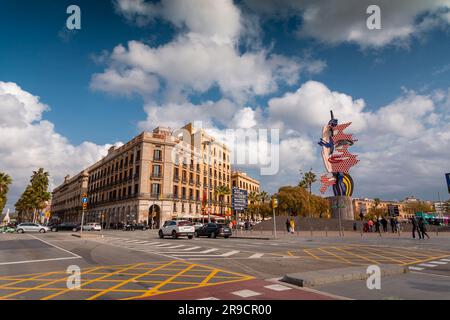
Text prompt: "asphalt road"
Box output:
[[0, 230, 449, 300]]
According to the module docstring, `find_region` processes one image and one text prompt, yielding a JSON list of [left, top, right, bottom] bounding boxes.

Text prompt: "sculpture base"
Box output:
[[328, 196, 354, 221]]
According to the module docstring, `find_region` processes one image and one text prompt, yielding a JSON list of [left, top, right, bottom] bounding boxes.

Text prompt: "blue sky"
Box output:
[[1, 0, 450, 208]]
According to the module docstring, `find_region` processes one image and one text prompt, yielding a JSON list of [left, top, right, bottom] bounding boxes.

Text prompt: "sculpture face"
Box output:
[[318, 114, 359, 196]]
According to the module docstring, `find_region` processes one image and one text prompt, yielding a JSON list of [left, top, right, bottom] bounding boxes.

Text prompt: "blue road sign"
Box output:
[[232, 187, 248, 211], [82, 197, 88, 204], [446, 173, 450, 194]]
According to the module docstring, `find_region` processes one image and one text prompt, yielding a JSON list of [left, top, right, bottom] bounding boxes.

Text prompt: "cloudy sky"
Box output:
[[1, 0, 450, 211]]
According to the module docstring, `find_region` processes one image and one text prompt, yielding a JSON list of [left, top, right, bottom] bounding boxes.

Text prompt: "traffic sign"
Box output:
[[232, 187, 248, 211], [82, 197, 88, 204]]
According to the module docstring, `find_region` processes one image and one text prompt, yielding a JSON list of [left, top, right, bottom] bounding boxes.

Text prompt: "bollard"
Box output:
[[325, 226, 328, 237], [436, 225, 439, 237], [310, 226, 313, 237]]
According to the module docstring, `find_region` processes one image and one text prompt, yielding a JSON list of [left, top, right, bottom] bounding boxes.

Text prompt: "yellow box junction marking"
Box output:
[[0, 260, 253, 300]]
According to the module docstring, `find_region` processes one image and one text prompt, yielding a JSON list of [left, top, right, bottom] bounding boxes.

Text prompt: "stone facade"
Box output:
[[51, 123, 232, 228]]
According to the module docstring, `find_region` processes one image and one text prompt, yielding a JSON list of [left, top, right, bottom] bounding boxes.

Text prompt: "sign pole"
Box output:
[[80, 193, 88, 236], [80, 207, 85, 236], [272, 197, 278, 239]]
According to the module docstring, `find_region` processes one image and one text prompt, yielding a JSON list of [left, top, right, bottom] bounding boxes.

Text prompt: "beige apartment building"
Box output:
[[353, 198, 411, 220], [51, 123, 232, 228], [231, 171, 260, 199], [51, 171, 89, 222]]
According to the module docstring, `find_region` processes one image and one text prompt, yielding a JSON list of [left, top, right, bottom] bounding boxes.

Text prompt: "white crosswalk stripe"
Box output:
[[95, 236, 282, 260], [418, 263, 438, 267], [440, 258, 450, 262], [428, 261, 447, 265], [408, 266, 425, 271]]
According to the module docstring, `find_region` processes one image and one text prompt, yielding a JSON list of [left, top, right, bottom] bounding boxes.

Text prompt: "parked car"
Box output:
[[82, 223, 101, 231], [122, 223, 149, 231], [193, 222, 204, 230], [16, 223, 51, 233], [159, 220, 195, 239], [195, 223, 232, 238], [49, 222, 80, 232]]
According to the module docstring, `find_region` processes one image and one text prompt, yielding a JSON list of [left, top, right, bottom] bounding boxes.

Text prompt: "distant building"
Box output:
[[51, 171, 89, 222], [231, 171, 260, 200]]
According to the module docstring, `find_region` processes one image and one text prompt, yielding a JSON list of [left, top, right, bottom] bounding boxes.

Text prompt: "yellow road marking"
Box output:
[[199, 269, 219, 285], [334, 247, 381, 265], [40, 263, 147, 300], [317, 247, 354, 264], [0, 266, 105, 300], [287, 251, 294, 257], [304, 249, 321, 260], [85, 261, 178, 300]]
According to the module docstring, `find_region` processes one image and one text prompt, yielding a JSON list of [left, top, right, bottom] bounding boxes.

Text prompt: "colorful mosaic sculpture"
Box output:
[[318, 111, 359, 196]]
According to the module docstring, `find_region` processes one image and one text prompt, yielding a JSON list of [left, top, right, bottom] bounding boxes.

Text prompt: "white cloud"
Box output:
[[265, 80, 450, 200], [94, 0, 324, 103], [0, 82, 117, 210], [243, 0, 450, 48]]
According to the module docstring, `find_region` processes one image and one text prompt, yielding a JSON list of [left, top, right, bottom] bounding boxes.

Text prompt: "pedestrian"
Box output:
[[368, 219, 374, 232], [375, 218, 381, 234], [289, 218, 295, 234], [411, 216, 421, 239], [418, 217, 430, 239], [390, 217, 396, 233], [381, 217, 388, 233], [286, 219, 290, 233]]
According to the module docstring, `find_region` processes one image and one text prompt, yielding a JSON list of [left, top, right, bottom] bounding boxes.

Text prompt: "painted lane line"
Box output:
[[221, 250, 240, 257], [0, 256, 81, 266], [198, 248, 219, 254], [408, 266, 425, 271], [429, 261, 447, 265], [249, 253, 264, 259], [198, 297, 220, 300], [231, 289, 262, 298], [154, 243, 176, 247], [440, 259, 450, 262], [418, 263, 438, 267], [264, 284, 292, 292], [28, 234, 81, 258], [162, 245, 186, 249], [181, 246, 201, 251]]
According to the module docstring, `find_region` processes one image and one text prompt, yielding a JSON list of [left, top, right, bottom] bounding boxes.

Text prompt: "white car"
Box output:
[[16, 223, 51, 233], [82, 223, 101, 231], [159, 220, 195, 239]]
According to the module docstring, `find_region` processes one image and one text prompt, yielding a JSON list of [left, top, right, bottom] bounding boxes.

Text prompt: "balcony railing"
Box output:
[[151, 173, 162, 179]]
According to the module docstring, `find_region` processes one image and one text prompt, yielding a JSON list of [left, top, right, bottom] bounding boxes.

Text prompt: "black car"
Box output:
[[123, 223, 149, 231], [195, 223, 232, 238], [50, 222, 80, 232]]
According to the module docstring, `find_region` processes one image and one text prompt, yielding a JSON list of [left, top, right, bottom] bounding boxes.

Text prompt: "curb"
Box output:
[[282, 264, 408, 288]]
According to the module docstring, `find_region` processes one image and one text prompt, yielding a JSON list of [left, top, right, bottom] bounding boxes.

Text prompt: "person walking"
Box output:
[[390, 217, 396, 233], [286, 218, 290, 233], [375, 218, 381, 234], [418, 217, 430, 239], [368, 219, 374, 232], [381, 217, 388, 233], [411, 216, 421, 239], [289, 218, 295, 234]]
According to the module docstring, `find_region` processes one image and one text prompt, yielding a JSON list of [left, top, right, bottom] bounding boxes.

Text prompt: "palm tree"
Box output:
[[299, 169, 317, 217], [0, 172, 13, 214], [215, 184, 231, 216], [248, 191, 260, 220], [258, 191, 270, 220]]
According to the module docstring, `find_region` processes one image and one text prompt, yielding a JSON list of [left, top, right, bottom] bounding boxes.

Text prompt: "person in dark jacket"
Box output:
[[381, 217, 388, 233], [411, 216, 421, 239], [286, 219, 290, 232], [418, 217, 430, 239]]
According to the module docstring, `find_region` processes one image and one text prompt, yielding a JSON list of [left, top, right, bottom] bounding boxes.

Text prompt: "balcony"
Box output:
[[173, 176, 180, 182], [151, 173, 162, 179], [153, 157, 163, 162], [189, 179, 194, 186]]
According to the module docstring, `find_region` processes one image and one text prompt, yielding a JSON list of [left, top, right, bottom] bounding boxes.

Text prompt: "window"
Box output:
[[151, 183, 160, 195], [153, 165, 161, 177], [134, 184, 139, 194], [136, 150, 141, 161], [173, 186, 178, 198], [173, 203, 177, 212], [154, 149, 162, 161]]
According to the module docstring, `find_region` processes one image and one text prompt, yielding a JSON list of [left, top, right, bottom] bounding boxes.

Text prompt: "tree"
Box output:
[[405, 201, 434, 216], [277, 186, 329, 218], [0, 172, 13, 214], [373, 198, 381, 208], [15, 168, 50, 223], [299, 169, 317, 217], [215, 184, 231, 216], [248, 191, 260, 220], [258, 191, 270, 220]]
